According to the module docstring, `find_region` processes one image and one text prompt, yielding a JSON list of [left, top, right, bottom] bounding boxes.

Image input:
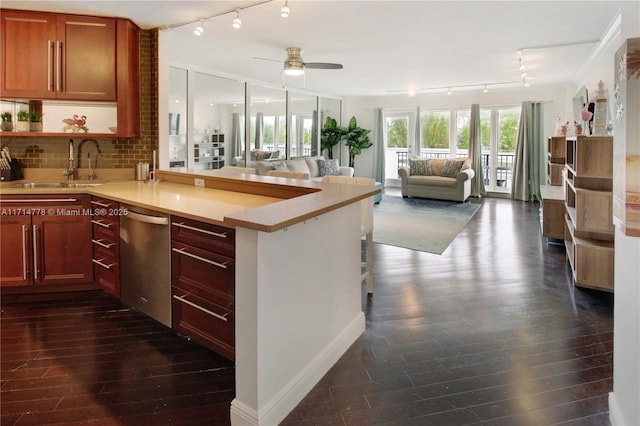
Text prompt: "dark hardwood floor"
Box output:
[[1, 194, 613, 425]]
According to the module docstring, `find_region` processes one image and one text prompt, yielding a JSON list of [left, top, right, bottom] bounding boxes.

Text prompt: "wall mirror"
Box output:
[[168, 66, 187, 168], [288, 92, 319, 159], [193, 72, 245, 170], [247, 84, 287, 164]]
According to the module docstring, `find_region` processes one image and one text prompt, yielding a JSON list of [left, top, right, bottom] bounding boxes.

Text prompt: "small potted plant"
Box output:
[[0, 112, 12, 132], [16, 110, 30, 132], [29, 111, 43, 132]]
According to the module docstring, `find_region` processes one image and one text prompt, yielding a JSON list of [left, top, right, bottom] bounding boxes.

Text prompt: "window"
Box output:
[[417, 106, 520, 192]]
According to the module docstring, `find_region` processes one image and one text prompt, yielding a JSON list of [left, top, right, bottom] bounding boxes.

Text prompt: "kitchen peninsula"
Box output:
[[0, 169, 379, 426]]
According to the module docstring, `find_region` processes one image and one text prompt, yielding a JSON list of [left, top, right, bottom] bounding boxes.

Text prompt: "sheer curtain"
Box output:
[[415, 106, 421, 156], [469, 104, 486, 197], [372, 108, 385, 184], [511, 101, 544, 201]]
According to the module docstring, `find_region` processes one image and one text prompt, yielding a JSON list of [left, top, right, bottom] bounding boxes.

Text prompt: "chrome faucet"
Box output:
[[62, 139, 76, 180]]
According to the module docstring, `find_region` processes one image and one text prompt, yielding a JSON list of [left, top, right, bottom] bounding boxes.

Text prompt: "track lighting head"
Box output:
[[232, 10, 242, 29], [193, 20, 204, 36], [280, 0, 290, 18], [483, 85, 488, 93]]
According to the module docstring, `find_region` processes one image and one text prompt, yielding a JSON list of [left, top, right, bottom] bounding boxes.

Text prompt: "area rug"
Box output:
[[373, 195, 481, 254]]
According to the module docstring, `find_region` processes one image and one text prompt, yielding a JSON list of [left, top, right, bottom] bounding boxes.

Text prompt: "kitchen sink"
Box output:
[[12, 182, 104, 188]]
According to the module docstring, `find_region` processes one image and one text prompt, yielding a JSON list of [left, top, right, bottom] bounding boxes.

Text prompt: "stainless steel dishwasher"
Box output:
[[119, 204, 172, 327]]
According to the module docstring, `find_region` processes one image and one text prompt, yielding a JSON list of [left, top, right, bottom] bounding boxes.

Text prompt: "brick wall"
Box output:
[[1, 29, 158, 170]]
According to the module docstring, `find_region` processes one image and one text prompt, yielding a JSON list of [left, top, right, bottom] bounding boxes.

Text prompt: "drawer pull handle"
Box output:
[[91, 219, 112, 229], [92, 258, 115, 270], [172, 247, 228, 269], [172, 222, 228, 239], [92, 239, 115, 249], [173, 294, 229, 322], [91, 200, 111, 208]]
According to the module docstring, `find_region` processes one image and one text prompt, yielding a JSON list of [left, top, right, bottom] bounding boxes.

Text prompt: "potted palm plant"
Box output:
[[16, 110, 30, 132], [344, 116, 372, 168], [320, 116, 347, 160], [1, 112, 12, 132]]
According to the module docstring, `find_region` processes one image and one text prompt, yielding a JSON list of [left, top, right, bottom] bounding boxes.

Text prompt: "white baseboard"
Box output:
[[609, 392, 623, 426], [230, 312, 366, 426]]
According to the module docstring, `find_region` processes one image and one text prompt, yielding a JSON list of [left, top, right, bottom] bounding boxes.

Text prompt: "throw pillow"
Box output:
[[273, 161, 289, 171], [318, 159, 341, 176], [440, 159, 466, 178], [409, 158, 432, 176], [286, 158, 311, 175]]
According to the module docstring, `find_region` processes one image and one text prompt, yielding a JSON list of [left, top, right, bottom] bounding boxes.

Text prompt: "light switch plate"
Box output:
[[194, 178, 205, 187]]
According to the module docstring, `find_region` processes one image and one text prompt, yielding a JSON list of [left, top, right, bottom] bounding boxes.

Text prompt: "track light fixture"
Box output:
[[193, 20, 204, 36], [280, 0, 290, 18], [518, 50, 530, 88], [232, 10, 242, 29], [483, 85, 488, 93]]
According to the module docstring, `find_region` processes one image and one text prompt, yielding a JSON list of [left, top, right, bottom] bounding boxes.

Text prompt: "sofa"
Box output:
[[398, 157, 475, 202], [254, 156, 354, 181], [234, 149, 281, 167]]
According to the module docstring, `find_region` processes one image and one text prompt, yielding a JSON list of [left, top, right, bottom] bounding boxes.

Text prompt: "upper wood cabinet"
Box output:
[[0, 9, 140, 137], [1, 10, 116, 101]]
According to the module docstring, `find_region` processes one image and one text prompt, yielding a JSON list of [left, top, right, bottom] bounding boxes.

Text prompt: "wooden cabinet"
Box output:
[[0, 9, 139, 137], [540, 185, 564, 240], [564, 136, 614, 292], [0, 194, 93, 287], [1, 10, 116, 101], [91, 196, 120, 297], [547, 136, 566, 186], [171, 216, 236, 360]]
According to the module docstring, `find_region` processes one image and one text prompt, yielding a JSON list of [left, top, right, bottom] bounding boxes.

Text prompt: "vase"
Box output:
[[0, 122, 12, 132], [30, 122, 43, 132], [575, 127, 583, 136], [16, 121, 29, 132], [560, 126, 568, 136]]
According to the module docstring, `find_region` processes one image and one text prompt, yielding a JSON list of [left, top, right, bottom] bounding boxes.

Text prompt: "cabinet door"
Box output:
[[0, 215, 32, 287], [56, 14, 116, 101], [33, 201, 93, 285], [1, 10, 57, 98]]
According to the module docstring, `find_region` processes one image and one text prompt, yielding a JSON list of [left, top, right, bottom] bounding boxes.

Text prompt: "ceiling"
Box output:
[[2, 1, 627, 97]]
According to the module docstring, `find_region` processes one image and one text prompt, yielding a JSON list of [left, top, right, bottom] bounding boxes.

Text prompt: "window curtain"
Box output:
[[511, 101, 544, 201], [230, 113, 243, 160], [372, 108, 385, 183], [469, 104, 486, 197], [254, 112, 263, 150]]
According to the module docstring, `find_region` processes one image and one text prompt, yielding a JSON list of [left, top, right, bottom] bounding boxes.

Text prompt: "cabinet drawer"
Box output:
[[92, 235, 119, 259], [171, 217, 235, 257], [93, 254, 120, 297], [92, 217, 119, 241], [171, 241, 234, 308], [172, 287, 235, 360]]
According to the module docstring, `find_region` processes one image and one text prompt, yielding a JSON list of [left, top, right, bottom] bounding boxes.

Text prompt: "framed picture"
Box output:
[[169, 113, 180, 135]]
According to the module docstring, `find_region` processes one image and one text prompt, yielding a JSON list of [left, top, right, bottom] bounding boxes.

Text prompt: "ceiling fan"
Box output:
[[255, 47, 343, 76]]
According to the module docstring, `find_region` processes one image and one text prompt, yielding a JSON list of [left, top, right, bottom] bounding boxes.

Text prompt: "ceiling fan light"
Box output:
[[284, 62, 304, 76]]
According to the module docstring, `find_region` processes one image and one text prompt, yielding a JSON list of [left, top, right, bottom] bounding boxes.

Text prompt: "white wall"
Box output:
[[570, 4, 640, 426], [342, 84, 572, 178]]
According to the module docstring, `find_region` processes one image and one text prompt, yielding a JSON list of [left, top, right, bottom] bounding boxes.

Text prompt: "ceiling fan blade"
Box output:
[[304, 62, 343, 70], [254, 56, 283, 64]]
